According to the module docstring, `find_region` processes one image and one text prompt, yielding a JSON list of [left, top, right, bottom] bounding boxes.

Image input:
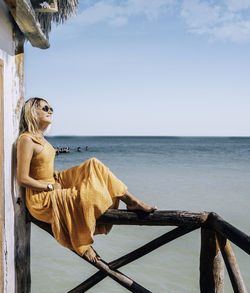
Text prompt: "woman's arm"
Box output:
[[17, 135, 51, 191]]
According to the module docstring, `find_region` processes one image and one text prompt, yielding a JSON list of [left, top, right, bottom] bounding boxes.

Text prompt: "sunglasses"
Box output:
[[41, 105, 53, 113]]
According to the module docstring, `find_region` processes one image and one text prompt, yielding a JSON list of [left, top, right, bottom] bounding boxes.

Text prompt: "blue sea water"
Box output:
[[31, 136, 250, 293]]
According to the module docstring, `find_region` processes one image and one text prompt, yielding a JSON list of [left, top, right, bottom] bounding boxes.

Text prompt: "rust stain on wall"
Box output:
[[14, 53, 24, 116], [15, 53, 24, 86]]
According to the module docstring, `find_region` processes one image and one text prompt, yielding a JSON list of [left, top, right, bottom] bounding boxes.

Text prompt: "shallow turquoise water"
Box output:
[[31, 137, 250, 292]]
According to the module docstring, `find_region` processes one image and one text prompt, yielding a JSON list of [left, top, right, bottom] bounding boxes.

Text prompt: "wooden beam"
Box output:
[[71, 256, 152, 293], [206, 213, 250, 256], [216, 234, 247, 293], [97, 209, 209, 227], [71, 226, 198, 292], [30, 0, 58, 12], [29, 215, 151, 293], [0, 59, 4, 293], [4, 0, 50, 49], [200, 228, 224, 293], [29, 210, 208, 229], [110, 226, 198, 268]]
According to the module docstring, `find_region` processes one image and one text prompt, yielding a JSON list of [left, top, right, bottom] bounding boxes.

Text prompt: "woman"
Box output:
[[17, 97, 157, 262]]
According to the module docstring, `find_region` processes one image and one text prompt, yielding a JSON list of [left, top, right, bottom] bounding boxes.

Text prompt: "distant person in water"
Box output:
[[17, 97, 157, 262]]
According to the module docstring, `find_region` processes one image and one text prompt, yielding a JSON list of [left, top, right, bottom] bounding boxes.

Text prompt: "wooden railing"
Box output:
[[29, 210, 250, 292]]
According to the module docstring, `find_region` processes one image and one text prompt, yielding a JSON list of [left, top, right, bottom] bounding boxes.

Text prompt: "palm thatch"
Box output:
[[35, 0, 78, 38]]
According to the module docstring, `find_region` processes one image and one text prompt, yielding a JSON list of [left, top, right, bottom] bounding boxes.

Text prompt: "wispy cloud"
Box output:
[[72, 0, 250, 42], [75, 0, 175, 26], [181, 0, 250, 42], [224, 0, 250, 12]]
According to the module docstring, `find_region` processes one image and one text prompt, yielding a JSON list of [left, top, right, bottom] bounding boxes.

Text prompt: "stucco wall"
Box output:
[[0, 1, 29, 292]]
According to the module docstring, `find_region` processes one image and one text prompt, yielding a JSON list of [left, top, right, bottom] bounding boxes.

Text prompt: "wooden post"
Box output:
[[13, 46, 31, 292], [200, 228, 224, 293], [207, 213, 250, 255], [216, 234, 247, 293], [0, 59, 4, 293]]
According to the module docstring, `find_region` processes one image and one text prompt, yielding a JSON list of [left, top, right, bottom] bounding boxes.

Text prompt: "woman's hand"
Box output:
[[53, 182, 62, 190]]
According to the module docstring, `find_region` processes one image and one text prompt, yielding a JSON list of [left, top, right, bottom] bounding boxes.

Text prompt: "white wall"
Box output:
[[0, 1, 27, 292]]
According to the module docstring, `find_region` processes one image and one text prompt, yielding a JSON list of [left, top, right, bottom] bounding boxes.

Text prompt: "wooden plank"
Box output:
[[0, 59, 4, 293], [3, 0, 49, 49], [30, 0, 58, 12], [207, 213, 250, 256], [200, 228, 224, 293], [71, 226, 198, 292], [97, 209, 209, 226], [217, 234, 247, 293]]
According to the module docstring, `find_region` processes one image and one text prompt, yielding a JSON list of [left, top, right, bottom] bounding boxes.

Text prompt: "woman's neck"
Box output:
[[34, 130, 44, 139]]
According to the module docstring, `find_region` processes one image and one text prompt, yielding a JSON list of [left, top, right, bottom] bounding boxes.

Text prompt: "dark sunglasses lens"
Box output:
[[42, 106, 53, 112]]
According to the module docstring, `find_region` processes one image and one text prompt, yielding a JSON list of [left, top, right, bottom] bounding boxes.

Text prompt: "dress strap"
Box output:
[[18, 132, 44, 145]]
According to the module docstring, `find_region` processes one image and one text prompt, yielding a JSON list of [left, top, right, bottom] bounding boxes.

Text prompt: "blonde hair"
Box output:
[[19, 97, 48, 134]]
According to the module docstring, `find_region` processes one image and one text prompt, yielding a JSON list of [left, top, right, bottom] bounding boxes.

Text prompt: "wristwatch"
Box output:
[[47, 184, 54, 191]]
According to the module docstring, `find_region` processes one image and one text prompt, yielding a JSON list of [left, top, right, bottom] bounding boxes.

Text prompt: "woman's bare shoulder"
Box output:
[[18, 133, 34, 146]]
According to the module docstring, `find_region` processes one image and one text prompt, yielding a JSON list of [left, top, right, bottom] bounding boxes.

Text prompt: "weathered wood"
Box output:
[[30, 215, 151, 293], [0, 59, 4, 293], [200, 228, 224, 293], [29, 210, 208, 230], [30, 0, 58, 12], [207, 213, 250, 256], [15, 188, 31, 293], [97, 209, 209, 227], [72, 226, 198, 292], [216, 234, 247, 293], [3, 0, 50, 49], [110, 226, 198, 269], [29, 210, 250, 293], [70, 257, 151, 293]]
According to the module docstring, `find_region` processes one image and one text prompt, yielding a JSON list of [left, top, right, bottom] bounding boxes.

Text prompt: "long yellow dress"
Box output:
[[19, 132, 127, 255]]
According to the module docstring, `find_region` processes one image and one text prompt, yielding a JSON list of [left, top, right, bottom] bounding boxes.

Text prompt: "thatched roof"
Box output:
[[35, 0, 78, 38]]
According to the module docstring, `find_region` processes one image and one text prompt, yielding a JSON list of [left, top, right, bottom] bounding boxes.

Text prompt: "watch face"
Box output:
[[48, 184, 53, 190]]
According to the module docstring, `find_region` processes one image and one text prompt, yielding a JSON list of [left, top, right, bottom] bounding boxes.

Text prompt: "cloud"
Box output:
[[75, 0, 175, 26], [71, 0, 250, 43], [180, 0, 250, 42], [224, 0, 250, 12]]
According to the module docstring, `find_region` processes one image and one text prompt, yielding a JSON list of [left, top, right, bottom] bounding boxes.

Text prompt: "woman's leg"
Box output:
[[120, 190, 157, 212]]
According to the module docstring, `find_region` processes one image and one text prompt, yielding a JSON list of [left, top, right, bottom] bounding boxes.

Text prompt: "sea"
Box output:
[[31, 136, 250, 293]]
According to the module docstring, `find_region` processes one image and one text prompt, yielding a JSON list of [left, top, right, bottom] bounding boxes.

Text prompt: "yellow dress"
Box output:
[[19, 132, 127, 255]]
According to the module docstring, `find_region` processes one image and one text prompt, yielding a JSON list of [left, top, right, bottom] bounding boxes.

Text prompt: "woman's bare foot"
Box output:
[[83, 246, 101, 263], [126, 200, 157, 212], [120, 191, 157, 213]]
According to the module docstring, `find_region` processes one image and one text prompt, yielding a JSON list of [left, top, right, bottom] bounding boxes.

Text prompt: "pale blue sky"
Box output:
[[25, 0, 250, 136]]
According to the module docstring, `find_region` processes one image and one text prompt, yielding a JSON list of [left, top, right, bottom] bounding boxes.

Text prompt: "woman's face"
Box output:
[[36, 100, 53, 129]]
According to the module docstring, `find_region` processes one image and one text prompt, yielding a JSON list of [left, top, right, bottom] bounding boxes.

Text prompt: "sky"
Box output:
[[25, 0, 250, 136]]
